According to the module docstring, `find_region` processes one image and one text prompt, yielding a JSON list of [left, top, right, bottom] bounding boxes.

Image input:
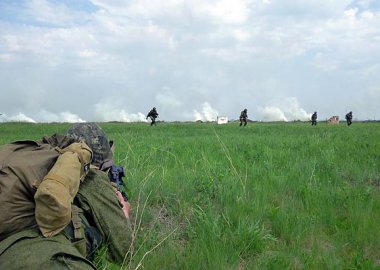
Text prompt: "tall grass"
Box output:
[[1, 122, 379, 269]]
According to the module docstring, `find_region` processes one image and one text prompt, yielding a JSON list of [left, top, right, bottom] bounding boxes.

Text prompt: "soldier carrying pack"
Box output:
[[0, 123, 132, 269]]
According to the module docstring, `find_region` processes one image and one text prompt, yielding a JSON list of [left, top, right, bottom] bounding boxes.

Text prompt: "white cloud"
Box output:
[[79, 50, 98, 58], [24, 0, 91, 26], [0, 54, 13, 62], [104, 0, 251, 25], [155, 91, 182, 108], [204, 0, 251, 25], [232, 29, 250, 41], [344, 7, 358, 18], [0, 0, 380, 122]]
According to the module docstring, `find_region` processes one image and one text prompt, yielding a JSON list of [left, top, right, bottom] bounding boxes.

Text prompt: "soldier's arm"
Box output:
[[76, 170, 132, 264]]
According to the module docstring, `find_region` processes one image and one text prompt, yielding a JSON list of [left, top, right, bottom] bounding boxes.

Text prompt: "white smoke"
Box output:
[[36, 110, 86, 123], [193, 102, 218, 122], [260, 106, 288, 122], [94, 102, 147, 122], [2, 113, 36, 123], [258, 97, 311, 122], [1, 111, 86, 123]]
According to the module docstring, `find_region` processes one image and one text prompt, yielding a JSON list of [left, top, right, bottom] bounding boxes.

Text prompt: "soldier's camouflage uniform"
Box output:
[[0, 123, 132, 269]]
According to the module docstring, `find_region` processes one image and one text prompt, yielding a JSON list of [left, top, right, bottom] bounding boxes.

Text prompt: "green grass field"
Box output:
[[1, 122, 379, 269]]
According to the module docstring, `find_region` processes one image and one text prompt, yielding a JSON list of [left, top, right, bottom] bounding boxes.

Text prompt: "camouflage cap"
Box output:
[[66, 122, 113, 167]]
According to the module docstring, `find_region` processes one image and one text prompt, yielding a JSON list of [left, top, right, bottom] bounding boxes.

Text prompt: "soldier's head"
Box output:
[[66, 122, 113, 170], [153, 107, 156, 110], [244, 109, 247, 112]]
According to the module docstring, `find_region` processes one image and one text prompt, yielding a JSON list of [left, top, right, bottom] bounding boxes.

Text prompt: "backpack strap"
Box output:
[[63, 203, 103, 260], [71, 205, 84, 241]]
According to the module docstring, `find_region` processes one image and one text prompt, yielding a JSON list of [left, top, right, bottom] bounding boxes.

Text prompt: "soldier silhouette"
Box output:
[[239, 109, 248, 126], [311, 112, 317, 126], [146, 107, 159, 126], [345, 111, 353, 126]]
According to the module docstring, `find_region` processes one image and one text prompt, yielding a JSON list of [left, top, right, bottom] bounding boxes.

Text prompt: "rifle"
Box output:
[[108, 165, 129, 201]]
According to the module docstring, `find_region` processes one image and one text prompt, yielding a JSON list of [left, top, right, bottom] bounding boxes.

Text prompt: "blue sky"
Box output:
[[0, 0, 379, 122]]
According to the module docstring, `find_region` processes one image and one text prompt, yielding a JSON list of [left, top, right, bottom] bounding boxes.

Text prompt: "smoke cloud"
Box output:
[[94, 102, 147, 122], [35, 110, 86, 123], [193, 102, 218, 122], [1, 111, 86, 123], [1, 113, 36, 123], [258, 97, 311, 122]]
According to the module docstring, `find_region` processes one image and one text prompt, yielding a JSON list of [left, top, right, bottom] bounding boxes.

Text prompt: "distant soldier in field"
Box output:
[[146, 107, 159, 126], [311, 112, 317, 126], [239, 109, 248, 126], [345, 111, 353, 126]]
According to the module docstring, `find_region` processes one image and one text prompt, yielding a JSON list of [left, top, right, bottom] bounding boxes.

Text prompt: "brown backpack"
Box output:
[[0, 139, 60, 241], [0, 135, 91, 241]]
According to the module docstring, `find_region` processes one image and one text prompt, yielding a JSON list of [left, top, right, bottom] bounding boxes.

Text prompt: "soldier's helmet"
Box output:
[[153, 107, 156, 110], [244, 108, 247, 112], [66, 122, 113, 168]]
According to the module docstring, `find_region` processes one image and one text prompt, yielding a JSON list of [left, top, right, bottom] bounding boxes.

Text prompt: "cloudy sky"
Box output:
[[0, 0, 379, 122]]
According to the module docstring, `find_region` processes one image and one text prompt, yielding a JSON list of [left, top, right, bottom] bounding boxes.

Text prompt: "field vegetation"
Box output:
[[1, 122, 379, 269]]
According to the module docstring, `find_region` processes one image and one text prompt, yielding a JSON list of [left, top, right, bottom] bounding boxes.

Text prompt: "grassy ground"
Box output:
[[1, 121, 379, 269]]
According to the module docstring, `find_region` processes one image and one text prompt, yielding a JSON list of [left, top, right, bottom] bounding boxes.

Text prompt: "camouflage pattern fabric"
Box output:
[[66, 123, 113, 168], [40, 133, 77, 149]]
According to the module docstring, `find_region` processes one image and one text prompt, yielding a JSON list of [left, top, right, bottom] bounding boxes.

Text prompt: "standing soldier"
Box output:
[[311, 112, 317, 126], [239, 109, 248, 126], [146, 107, 159, 126], [345, 111, 353, 126]]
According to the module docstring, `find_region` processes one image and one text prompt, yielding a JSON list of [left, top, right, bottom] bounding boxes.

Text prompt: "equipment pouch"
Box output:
[[35, 149, 90, 237]]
